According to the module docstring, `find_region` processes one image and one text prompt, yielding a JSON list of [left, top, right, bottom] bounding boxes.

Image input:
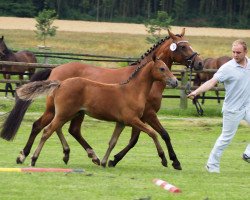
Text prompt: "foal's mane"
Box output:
[[120, 60, 152, 85], [131, 34, 182, 66]]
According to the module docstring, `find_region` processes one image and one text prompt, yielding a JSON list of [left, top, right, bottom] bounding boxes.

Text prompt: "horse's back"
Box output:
[[49, 62, 135, 83]]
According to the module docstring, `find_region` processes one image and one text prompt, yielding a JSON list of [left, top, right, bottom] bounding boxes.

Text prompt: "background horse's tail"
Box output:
[[17, 80, 60, 101], [0, 69, 52, 141]]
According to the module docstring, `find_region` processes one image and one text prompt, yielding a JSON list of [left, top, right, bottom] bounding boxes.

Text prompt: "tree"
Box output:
[[35, 9, 58, 47], [144, 11, 173, 44]]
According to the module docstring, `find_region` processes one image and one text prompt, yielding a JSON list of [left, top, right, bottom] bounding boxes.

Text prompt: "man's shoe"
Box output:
[[205, 165, 220, 173], [242, 154, 250, 163]]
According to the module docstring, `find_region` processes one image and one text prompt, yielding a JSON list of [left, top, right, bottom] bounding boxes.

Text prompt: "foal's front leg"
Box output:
[[108, 127, 140, 167], [146, 113, 181, 170], [101, 122, 125, 167], [130, 118, 167, 167]]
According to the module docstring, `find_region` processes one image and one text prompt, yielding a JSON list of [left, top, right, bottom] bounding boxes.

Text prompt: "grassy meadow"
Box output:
[[0, 28, 250, 200]]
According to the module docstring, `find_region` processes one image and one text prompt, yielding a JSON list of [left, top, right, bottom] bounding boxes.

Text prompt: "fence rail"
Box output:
[[0, 60, 225, 110]]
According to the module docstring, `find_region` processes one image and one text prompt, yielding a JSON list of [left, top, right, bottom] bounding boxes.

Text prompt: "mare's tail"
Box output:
[[0, 69, 52, 141], [17, 80, 60, 101]]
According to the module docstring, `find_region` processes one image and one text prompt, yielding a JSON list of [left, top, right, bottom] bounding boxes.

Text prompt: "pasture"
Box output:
[[0, 23, 250, 200]]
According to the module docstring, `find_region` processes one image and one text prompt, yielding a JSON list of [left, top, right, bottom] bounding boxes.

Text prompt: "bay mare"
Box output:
[[193, 56, 231, 104], [1, 28, 203, 170], [17, 57, 178, 167], [0, 36, 37, 97]]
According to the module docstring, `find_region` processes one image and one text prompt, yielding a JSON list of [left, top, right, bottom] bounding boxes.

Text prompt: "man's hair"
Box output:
[[232, 39, 247, 51]]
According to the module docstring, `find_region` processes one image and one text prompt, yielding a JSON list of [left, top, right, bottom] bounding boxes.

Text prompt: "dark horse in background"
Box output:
[[0, 28, 203, 170], [0, 36, 37, 97], [193, 56, 231, 104]]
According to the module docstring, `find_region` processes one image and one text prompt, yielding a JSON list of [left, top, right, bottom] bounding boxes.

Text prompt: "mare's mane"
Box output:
[[131, 34, 182, 66]]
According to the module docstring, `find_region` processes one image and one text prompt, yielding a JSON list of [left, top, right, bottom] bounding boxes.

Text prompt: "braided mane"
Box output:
[[120, 61, 149, 85], [131, 34, 182, 66]]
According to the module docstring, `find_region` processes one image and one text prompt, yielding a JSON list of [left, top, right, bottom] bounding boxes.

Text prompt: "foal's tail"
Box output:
[[17, 80, 60, 101], [0, 69, 52, 141]]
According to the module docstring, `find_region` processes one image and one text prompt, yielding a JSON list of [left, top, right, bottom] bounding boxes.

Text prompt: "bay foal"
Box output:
[[17, 57, 178, 167]]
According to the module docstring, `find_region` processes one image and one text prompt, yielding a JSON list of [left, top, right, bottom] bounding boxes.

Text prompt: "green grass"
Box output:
[[0, 107, 249, 200], [0, 29, 249, 199]]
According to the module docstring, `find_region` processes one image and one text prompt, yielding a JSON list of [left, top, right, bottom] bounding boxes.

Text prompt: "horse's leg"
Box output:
[[146, 113, 181, 170], [201, 92, 205, 104], [108, 127, 140, 167], [68, 112, 100, 165], [30, 118, 63, 166], [56, 128, 70, 164], [101, 122, 125, 167], [16, 111, 54, 164], [215, 90, 220, 104], [130, 118, 167, 167]]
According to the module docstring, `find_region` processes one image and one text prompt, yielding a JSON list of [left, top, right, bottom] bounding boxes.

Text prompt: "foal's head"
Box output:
[[158, 28, 203, 71], [152, 55, 178, 88]]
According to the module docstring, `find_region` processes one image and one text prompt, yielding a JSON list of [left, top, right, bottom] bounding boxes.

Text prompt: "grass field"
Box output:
[[0, 24, 250, 200]]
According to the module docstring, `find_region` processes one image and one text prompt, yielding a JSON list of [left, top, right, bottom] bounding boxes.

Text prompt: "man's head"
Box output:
[[232, 39, 248, 64]]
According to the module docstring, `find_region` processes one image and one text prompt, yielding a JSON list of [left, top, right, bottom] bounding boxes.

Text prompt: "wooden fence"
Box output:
[[0, 60, 225, 109]]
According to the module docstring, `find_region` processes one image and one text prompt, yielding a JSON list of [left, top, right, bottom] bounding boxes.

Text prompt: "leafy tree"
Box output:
[[34, 9, 58, 47], [144, 11, 173, 44]]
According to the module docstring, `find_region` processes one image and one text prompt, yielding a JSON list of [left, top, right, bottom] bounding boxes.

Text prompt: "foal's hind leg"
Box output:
[[16, 111, 54, 164], [56, 128, 70, 164], [146, 113, 181, 170], [30, 118, 64, 166], [68, 112, 100, 165], [108, 127, 140, 167]]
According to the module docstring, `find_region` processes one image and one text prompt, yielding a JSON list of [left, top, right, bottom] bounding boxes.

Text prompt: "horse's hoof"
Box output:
[[63, 156, 69, 165], [161, 160, 168, 167], [16, 157, 24, 164], [108, 160, 116, 167], [16, 152, 26, 164], [100, 162, 107, 168], [172, 162, 182, 170], [92, 158, 100, 166]]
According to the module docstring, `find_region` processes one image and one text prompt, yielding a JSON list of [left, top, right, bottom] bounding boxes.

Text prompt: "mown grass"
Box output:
[[0, 28, 249, 200]]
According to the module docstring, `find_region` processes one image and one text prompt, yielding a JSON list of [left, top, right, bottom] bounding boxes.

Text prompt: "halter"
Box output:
[[174, 40, 198, 68]]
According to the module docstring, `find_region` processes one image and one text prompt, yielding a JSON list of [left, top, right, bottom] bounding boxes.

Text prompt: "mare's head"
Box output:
[[157, 28, 203, 71], [0, 36, 7, 58], [151, 55, 178, 88]]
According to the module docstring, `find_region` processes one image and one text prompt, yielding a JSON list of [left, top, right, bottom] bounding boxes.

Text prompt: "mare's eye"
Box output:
[[180, 45, 186, 50], [159, 67, 165, 72]]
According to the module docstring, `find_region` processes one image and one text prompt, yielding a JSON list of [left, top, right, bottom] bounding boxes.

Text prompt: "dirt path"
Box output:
[[0, 17, 249, 37]]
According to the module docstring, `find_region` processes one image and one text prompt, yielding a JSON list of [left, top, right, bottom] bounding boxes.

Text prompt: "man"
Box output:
[[188, 39, 250, 173]]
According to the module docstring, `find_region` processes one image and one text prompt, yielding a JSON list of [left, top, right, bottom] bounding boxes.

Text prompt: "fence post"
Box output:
[[179, 70, 188, 109], [37, 45, 51, 64]]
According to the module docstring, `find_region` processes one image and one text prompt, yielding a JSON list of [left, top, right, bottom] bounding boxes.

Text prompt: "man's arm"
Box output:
[[187, 77, 218, 99]]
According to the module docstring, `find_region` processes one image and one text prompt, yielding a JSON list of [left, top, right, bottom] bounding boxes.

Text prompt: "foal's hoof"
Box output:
[[30, 157, 37, 167], [16, 152, 26, 164], [108, 160, 116, 167], [92, 158, 100, 166], [172, 162, 182, 170], [16, 156, 24, 164]]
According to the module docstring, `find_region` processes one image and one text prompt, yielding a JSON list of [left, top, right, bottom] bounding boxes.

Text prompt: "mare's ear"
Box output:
[[1, 36, 3, 40], [180, 28, 185, 37], [167, 29, 177, 41]]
